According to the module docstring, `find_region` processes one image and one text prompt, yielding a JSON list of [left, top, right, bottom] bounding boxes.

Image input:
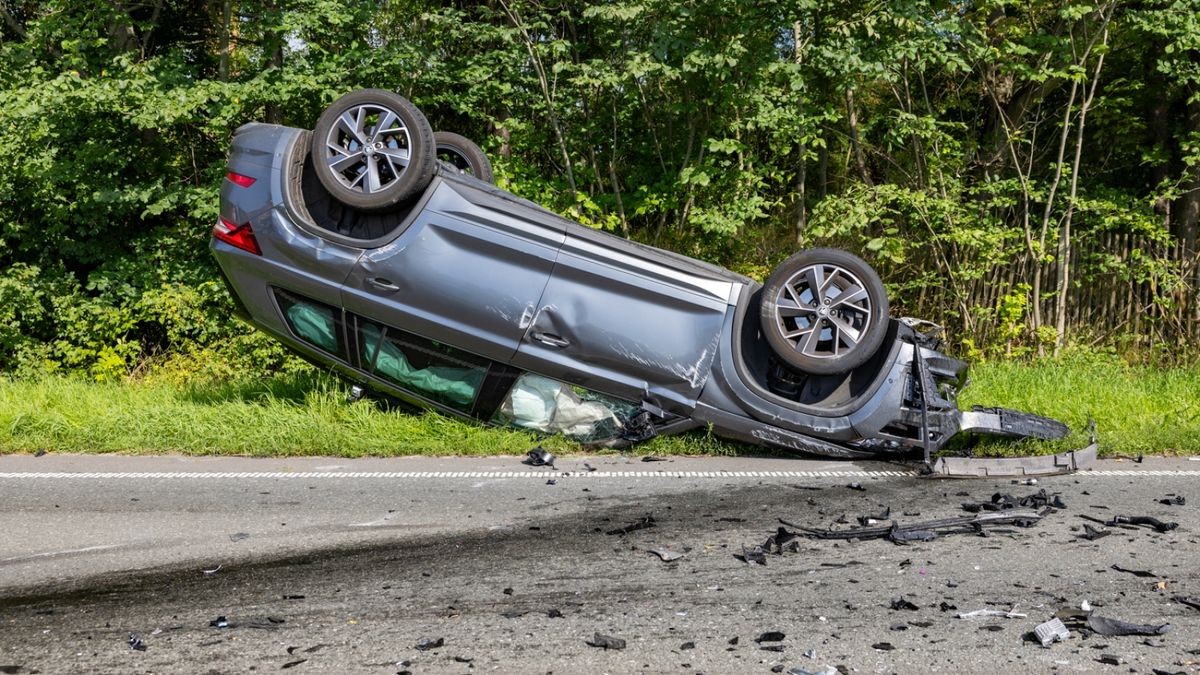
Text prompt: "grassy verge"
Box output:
[[0, 352, 1196, 457]]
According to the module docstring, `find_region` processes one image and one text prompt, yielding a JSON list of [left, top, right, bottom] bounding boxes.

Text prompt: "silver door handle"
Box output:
[[531, 331, 569, 348], [368, 277, 400, 291]]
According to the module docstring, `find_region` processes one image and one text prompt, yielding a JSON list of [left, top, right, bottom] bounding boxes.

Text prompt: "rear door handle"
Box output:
[[530, 331, 569, 348], [367, 277, 400, 291]]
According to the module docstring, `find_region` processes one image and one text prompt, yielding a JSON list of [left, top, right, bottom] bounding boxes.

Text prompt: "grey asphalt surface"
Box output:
[[2, 454, 1200, 674]]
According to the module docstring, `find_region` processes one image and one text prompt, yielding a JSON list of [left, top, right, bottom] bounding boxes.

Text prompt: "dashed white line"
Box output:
[[0, 470, 1199, 480]]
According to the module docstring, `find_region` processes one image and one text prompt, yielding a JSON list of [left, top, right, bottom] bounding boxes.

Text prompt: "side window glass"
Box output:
[[491, 373, 641, 443], [275, 289, 346, 358], [359, 320, 488, 411]]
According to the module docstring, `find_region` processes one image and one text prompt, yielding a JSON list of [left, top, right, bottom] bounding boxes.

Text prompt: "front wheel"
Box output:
[[760, 248, 889, 375]]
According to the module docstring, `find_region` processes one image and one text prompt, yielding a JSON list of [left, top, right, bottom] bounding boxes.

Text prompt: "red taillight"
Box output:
[[225, 171, 256, 188], [213, 217, 261, 255]]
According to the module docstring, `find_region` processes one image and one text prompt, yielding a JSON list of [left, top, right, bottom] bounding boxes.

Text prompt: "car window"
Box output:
[[358, 320, 488, 411], [491, 373, 640, 443], [274, 289, 346, 358]]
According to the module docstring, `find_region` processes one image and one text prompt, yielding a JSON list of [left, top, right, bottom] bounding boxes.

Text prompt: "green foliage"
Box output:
[[0, 0, 1197, 380]]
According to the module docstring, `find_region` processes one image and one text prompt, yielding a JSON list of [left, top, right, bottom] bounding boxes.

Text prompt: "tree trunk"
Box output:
[[218, 0, 233, 81], [845, 87, 873, 187]]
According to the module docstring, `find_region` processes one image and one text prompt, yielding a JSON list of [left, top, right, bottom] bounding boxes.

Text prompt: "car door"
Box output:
[[340, 179, 565, 364], [510, 226, 735, 413]]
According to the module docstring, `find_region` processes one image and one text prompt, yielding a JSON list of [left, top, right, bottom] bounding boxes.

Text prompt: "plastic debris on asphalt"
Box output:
[[523, 447, 555, 468], [585, 633, 626, 650], [606, 515, 656, 536], [1034, 617, 1070, 646], [416, 637, 444, 651], [128, 633, 147, 651], [648, 547, 684, 562]]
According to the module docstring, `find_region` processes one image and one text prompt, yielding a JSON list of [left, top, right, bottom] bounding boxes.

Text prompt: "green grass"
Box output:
[[0, 351, 1196, 457], [960, 351, 1200, 455]]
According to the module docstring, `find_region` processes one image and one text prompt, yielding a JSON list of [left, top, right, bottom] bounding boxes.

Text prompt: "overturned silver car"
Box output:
[[211, 89, 1085, 472]]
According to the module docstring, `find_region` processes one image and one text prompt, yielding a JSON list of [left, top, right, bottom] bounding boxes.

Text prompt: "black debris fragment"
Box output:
[[763, 527, 802, 553], [283, 594, 305, 600], [586, 633, 626, 650], [755, 632, 786, 643], [871, 642, 895, 651], [1158, 495, 1186, 506], [606, 515, 656, 536], [857, 507, 891, 526], [1096, 654, 1121, 666], [961, 490, 1064, 513], [679, 641, 695, 650], [583, 463, 597, 472], [1173, 596, 1200, 611], [1104, 515, 1178, 532], [209, 616, 230, 628], [846, 483, 866, 491], [760, 645, 786, 652], [889, 597, 919, 611], [416, 637, 444, 651], [523, 447, 555, 468], [889, 623, 908, 631], [738, 544, 768, 565], [641, 456, 668, 462], [503, 587, 514, 595], [1110, 564, 1157, 578], [1087, 613, 1173, 637], [128, 633, 147, 651], [1080, 524, 1111, 541], [545, 478, 557, 485], [787, 509, 1043, 543], [453, 656, 473, 663], [229, 532, 250, 542], [547, 608, 564, 618], [728, 637, 740, 645], [281, 659, 307, 669], [939, 602, 957, 612]]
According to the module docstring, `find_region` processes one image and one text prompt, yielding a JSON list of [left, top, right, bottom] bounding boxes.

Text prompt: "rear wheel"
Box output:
[[760, 248, 889, 375], [310, 89, 435, 212], [434, 131, 494, 183]]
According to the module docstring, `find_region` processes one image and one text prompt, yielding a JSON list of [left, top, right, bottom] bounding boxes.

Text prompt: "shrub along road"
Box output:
[[1, 455, 1198, 673]]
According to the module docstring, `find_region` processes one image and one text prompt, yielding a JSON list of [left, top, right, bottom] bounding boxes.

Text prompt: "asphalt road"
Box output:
[[2, 454, 1199, 674]]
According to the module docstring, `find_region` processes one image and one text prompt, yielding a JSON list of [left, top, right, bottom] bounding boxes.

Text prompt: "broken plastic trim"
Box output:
[[926, 441, 1098, 477]]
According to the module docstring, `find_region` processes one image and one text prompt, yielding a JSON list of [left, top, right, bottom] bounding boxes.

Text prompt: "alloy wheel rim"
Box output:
[[772, 263, 873, 360], [323, 103, 412, 195]]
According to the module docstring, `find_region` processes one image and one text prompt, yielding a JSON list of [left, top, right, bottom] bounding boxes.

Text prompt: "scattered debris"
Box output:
[[871, 642, 895, 651], [957, 608, 1026, 619], [34, 449, 46, 457], [1034, 618, 1070, 646], [416, 637, 444, 651], [1096, 654, 1121, 666], [760, 645, 786, 652], [1104, 515, 1177, 532], [1110, 564, 1157, 578], [648, 548, 684, 562], [209, 616, 230, 629], [128, 633, 147, 651], [453, 656, 473, 664], [583, 463, 597, 472], [1158, 495, 1186, 506], [545, 478, 557, 485], [641, 456, 668, 462], [961, 490, 1064, 513], [679, 641, 695, 650], [889, 597, 919, 611], [939, 602, 957, 612], [787, 667, 837, 675], [1173, 596, 1200, 611], [547, 608, 564, 618], [728, 636, 739, 645], [228, 532, 250, 542], [755, 632, 786, 643], [788, 509, 1043, 543], [281, 659, 307, 669], [502, 587, 514, 595], [586, 633, 626, 650], [202, 565, 223, 576], [738, 544, 768, 565], [846, 483, 866, 491], [1080, 524, 1111, 541], [857, 507, 891, 526], [523, 447, 555, 468], [1087, 613, 1173, 637], [606, 515, 656, 536]]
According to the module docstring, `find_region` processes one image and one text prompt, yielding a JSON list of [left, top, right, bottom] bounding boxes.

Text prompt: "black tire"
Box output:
[[310, 89, 435, 212], [760, 248, 889, 375], [434, 131, 495, 183]]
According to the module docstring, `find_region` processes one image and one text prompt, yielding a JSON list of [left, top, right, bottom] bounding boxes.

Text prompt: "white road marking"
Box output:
[[0, 470, 1198, 479], [1, 544, 123, 564]]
